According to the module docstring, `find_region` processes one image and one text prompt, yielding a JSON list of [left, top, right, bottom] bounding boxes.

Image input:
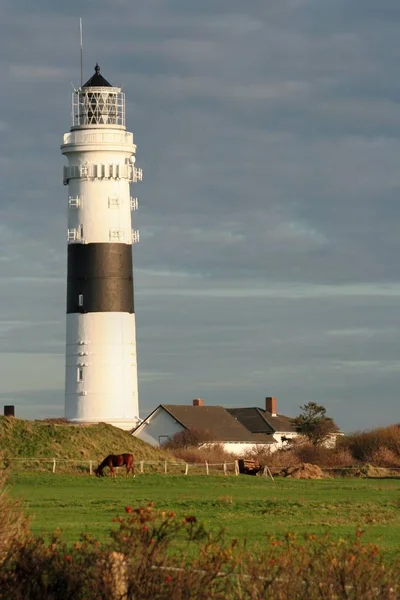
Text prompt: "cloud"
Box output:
[[9, 65, 69, 81]]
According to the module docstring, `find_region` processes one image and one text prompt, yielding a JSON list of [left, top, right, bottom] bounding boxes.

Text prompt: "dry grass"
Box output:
[[171, 443, 235, 464]]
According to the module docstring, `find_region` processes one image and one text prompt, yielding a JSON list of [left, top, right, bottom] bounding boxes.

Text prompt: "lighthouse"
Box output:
[[61, 64, 142, 430]]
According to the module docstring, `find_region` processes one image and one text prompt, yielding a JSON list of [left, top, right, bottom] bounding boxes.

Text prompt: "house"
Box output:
[[131, 396, 297, 455], [228, 397, 342, 449], [227, 396, 296, 448]]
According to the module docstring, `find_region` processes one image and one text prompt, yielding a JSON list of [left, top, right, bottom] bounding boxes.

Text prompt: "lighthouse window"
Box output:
[[108, 196, 120, 208], [109, 228, 123, 241], [80, 225, 84, 240], [78, 294, 84, 307], [77, 367, 83, 383]]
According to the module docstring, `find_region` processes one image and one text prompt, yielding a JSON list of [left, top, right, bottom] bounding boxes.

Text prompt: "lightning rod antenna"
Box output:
[[80, 17, 83, 88]]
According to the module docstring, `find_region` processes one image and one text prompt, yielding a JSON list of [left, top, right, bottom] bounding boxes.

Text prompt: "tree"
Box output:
[[290, 402, 339, 447]]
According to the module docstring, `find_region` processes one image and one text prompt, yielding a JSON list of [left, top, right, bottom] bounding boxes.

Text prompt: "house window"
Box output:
[[78, 294, 83, 307], [77, 367, 83, 383]]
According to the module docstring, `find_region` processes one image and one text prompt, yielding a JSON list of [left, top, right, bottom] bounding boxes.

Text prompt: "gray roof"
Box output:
[[161, 404, 274, 443], [262, 411, 295, 433], [227, 407, 295, 434], [83, 64, 112, 88]]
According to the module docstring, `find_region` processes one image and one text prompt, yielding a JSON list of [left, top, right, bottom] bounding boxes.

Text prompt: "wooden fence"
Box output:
[[2, 459, 395, 478], [0, 457, 243, 476]]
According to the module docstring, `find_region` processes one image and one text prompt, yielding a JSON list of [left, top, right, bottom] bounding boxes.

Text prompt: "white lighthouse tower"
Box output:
[[61, 64, 142, 430]]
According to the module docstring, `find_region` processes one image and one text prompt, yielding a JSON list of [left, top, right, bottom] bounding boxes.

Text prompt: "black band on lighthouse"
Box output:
[[67, 243, 134, 314]]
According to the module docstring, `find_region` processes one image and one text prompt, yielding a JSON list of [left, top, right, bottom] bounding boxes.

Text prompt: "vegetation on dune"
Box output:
[[0, 416, 171, 462]]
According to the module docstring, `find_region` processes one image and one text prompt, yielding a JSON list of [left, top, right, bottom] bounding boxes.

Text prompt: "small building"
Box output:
[[227, 396, 296, 448], [131, 397, 296, 455]]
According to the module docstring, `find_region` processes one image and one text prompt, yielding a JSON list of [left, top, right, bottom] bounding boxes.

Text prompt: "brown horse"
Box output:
[[94, 453, 135, 477]]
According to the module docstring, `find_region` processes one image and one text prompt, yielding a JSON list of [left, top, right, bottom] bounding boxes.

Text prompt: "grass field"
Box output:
[[7, 472, 400, 555]]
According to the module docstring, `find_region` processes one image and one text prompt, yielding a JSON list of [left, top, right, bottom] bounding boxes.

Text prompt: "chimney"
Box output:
[[4, 405, 15, 417], [192, 398, 204, 407], [265, 397, 277, 416]]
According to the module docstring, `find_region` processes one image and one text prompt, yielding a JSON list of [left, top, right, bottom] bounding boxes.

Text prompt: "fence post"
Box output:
[[264, 465, 275, 482], [52, 458, 56, 474], [89, 460, 93, 475], [205, 461, 209, 475], [234, 460, 239, 476], [223, 462, 227, 476], [164, 461, 168, 475], [185, 463, 189, 475], [140, 461, 144, 474]]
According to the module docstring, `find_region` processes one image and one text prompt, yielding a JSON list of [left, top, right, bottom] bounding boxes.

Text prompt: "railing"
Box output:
[[63, 163, 143, 185], [63, 131, 134, 146], [68, 196, 81, 208]]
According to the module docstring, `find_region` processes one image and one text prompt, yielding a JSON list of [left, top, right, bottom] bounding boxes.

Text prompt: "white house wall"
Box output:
[[133, 409, 184, 446], [201, 442, 279, 456]]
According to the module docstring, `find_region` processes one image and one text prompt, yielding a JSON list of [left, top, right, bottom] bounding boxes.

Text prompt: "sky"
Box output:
[[0, 0, 400, 432]]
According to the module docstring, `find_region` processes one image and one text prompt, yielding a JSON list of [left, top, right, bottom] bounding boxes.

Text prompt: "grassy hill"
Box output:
[[0, 416, 170, 462]]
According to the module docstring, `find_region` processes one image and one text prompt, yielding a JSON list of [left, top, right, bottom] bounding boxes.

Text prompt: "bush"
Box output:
[[0, 533, 113, 600], [366, 448, 400, 468], [171, 444, 235, 465], [243, 440, 355, 472], [162, 428, 216, 450], [293, 443, 355, 469], [0, 474, 30, 567], [1, 504, 400, 599], [341, 426, 400, 465]]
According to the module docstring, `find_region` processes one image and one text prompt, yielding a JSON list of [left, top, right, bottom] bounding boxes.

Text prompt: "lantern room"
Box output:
[[72, 64, 125, 128]]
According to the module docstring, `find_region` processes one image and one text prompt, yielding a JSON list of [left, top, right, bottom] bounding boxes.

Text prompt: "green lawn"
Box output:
[[8, 472, 400, 554]]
